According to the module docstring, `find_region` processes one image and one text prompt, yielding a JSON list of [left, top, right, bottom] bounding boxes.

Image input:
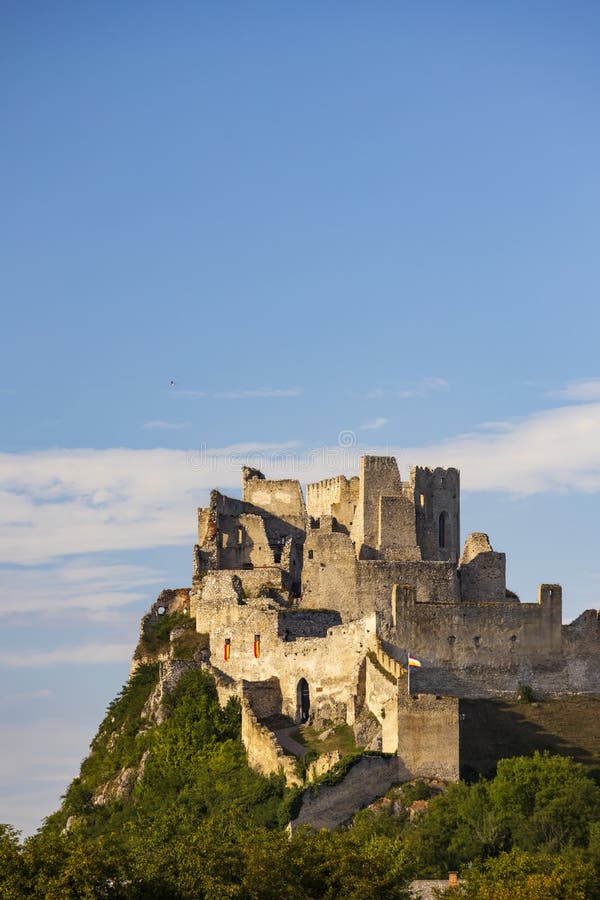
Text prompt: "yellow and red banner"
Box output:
[[253, 635, 260, 659], [224, 639, 231, 661]]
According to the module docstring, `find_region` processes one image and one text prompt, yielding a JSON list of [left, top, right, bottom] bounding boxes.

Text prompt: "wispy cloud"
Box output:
[[549, 378, 600, 403], [398, 376, 450, 399], [170, 390, 209, 399], [141, 420, 190, 430], [366, 377, 449, 401], [0, 642, 134, 668], [170, 387, 301, 400], [360, 417, 388, 431], [0, 560, 164, 617], [215, 388, 301, 399]]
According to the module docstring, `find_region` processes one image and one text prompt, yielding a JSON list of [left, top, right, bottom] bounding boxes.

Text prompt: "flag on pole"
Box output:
[[408, 654, 422, 668]]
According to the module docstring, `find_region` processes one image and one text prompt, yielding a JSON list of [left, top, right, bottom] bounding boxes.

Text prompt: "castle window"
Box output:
[[438, 511, 447, 549], [237, 526, 243, 545], [419, 493, 425, 508], [307, 550, 314, 560]]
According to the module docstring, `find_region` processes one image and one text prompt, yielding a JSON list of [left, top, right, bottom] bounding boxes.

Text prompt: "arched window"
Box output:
[[438, 511, 448, 549]]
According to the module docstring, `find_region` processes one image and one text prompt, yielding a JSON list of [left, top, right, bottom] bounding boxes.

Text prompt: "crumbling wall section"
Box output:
[[459, 533, 506, 602], [350, 456, 403, 558], [306, 475, 359, 532], [242, 468, 307, 528], [241, 699, 301, 786]]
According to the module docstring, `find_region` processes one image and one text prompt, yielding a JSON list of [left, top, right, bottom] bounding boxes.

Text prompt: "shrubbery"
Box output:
[[4, 666, 600, 898]]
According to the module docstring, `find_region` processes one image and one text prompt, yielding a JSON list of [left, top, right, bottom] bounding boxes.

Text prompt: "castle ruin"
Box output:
[[144, 455, 600, 789]]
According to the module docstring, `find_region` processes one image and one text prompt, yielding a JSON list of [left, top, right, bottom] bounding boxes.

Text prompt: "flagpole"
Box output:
[[407, 650, 410, 695]]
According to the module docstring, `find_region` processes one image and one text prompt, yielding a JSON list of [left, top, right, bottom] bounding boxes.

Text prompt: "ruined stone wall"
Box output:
[[378, 495, 421, 560], [350, 456, 403, 557], [218, 513, 276, 569], [207, 609, 378, 725], [241, 699, 301, 786], [197, 488, 305, 576], [459, 533, 506, 602], [391, 584, 563, 669], [411, 467, 460, 563], [277, 609, 342, 639], [242, 470, 307, 528], [302, 530, 460, 622], [306, 475, 359, 532], [396, 692, 460, 782], [241, 676, 283, 719]]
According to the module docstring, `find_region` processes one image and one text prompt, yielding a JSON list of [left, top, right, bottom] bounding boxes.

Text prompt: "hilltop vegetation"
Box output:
[[3, 651, 600, 896]]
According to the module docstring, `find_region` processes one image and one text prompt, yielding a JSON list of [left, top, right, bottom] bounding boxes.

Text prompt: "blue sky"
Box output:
[[2, 1, 600, 835]]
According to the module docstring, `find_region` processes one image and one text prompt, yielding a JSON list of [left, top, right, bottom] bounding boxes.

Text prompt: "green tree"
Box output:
[[0, 824, 29, 899], [488, 752, 600, 852], [440, 848, 599, 900]]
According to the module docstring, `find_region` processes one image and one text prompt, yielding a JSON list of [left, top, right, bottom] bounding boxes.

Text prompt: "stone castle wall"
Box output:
[[241, 699, 301, 786], [397, 692, 460, 782]]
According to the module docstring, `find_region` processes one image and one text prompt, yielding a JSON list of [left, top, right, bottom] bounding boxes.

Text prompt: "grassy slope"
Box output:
[[460, 696, 600, 781]]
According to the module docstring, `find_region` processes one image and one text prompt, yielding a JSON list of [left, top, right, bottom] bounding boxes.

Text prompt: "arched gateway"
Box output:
[[297, 678, 310, 723]]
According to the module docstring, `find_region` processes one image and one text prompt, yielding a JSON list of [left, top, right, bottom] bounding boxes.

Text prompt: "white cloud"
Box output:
[[142, 420, 190, 430], [360, 417, 388, 431], [549, 378, 600, 402], [398, 402, 600, 494], [0, 642, 134, 668], [0, 560, 164, 617], [0, 444, 301, 565]]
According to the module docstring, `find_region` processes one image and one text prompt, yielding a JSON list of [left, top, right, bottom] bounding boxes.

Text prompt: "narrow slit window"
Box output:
[[438, 511, 447, 549]]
